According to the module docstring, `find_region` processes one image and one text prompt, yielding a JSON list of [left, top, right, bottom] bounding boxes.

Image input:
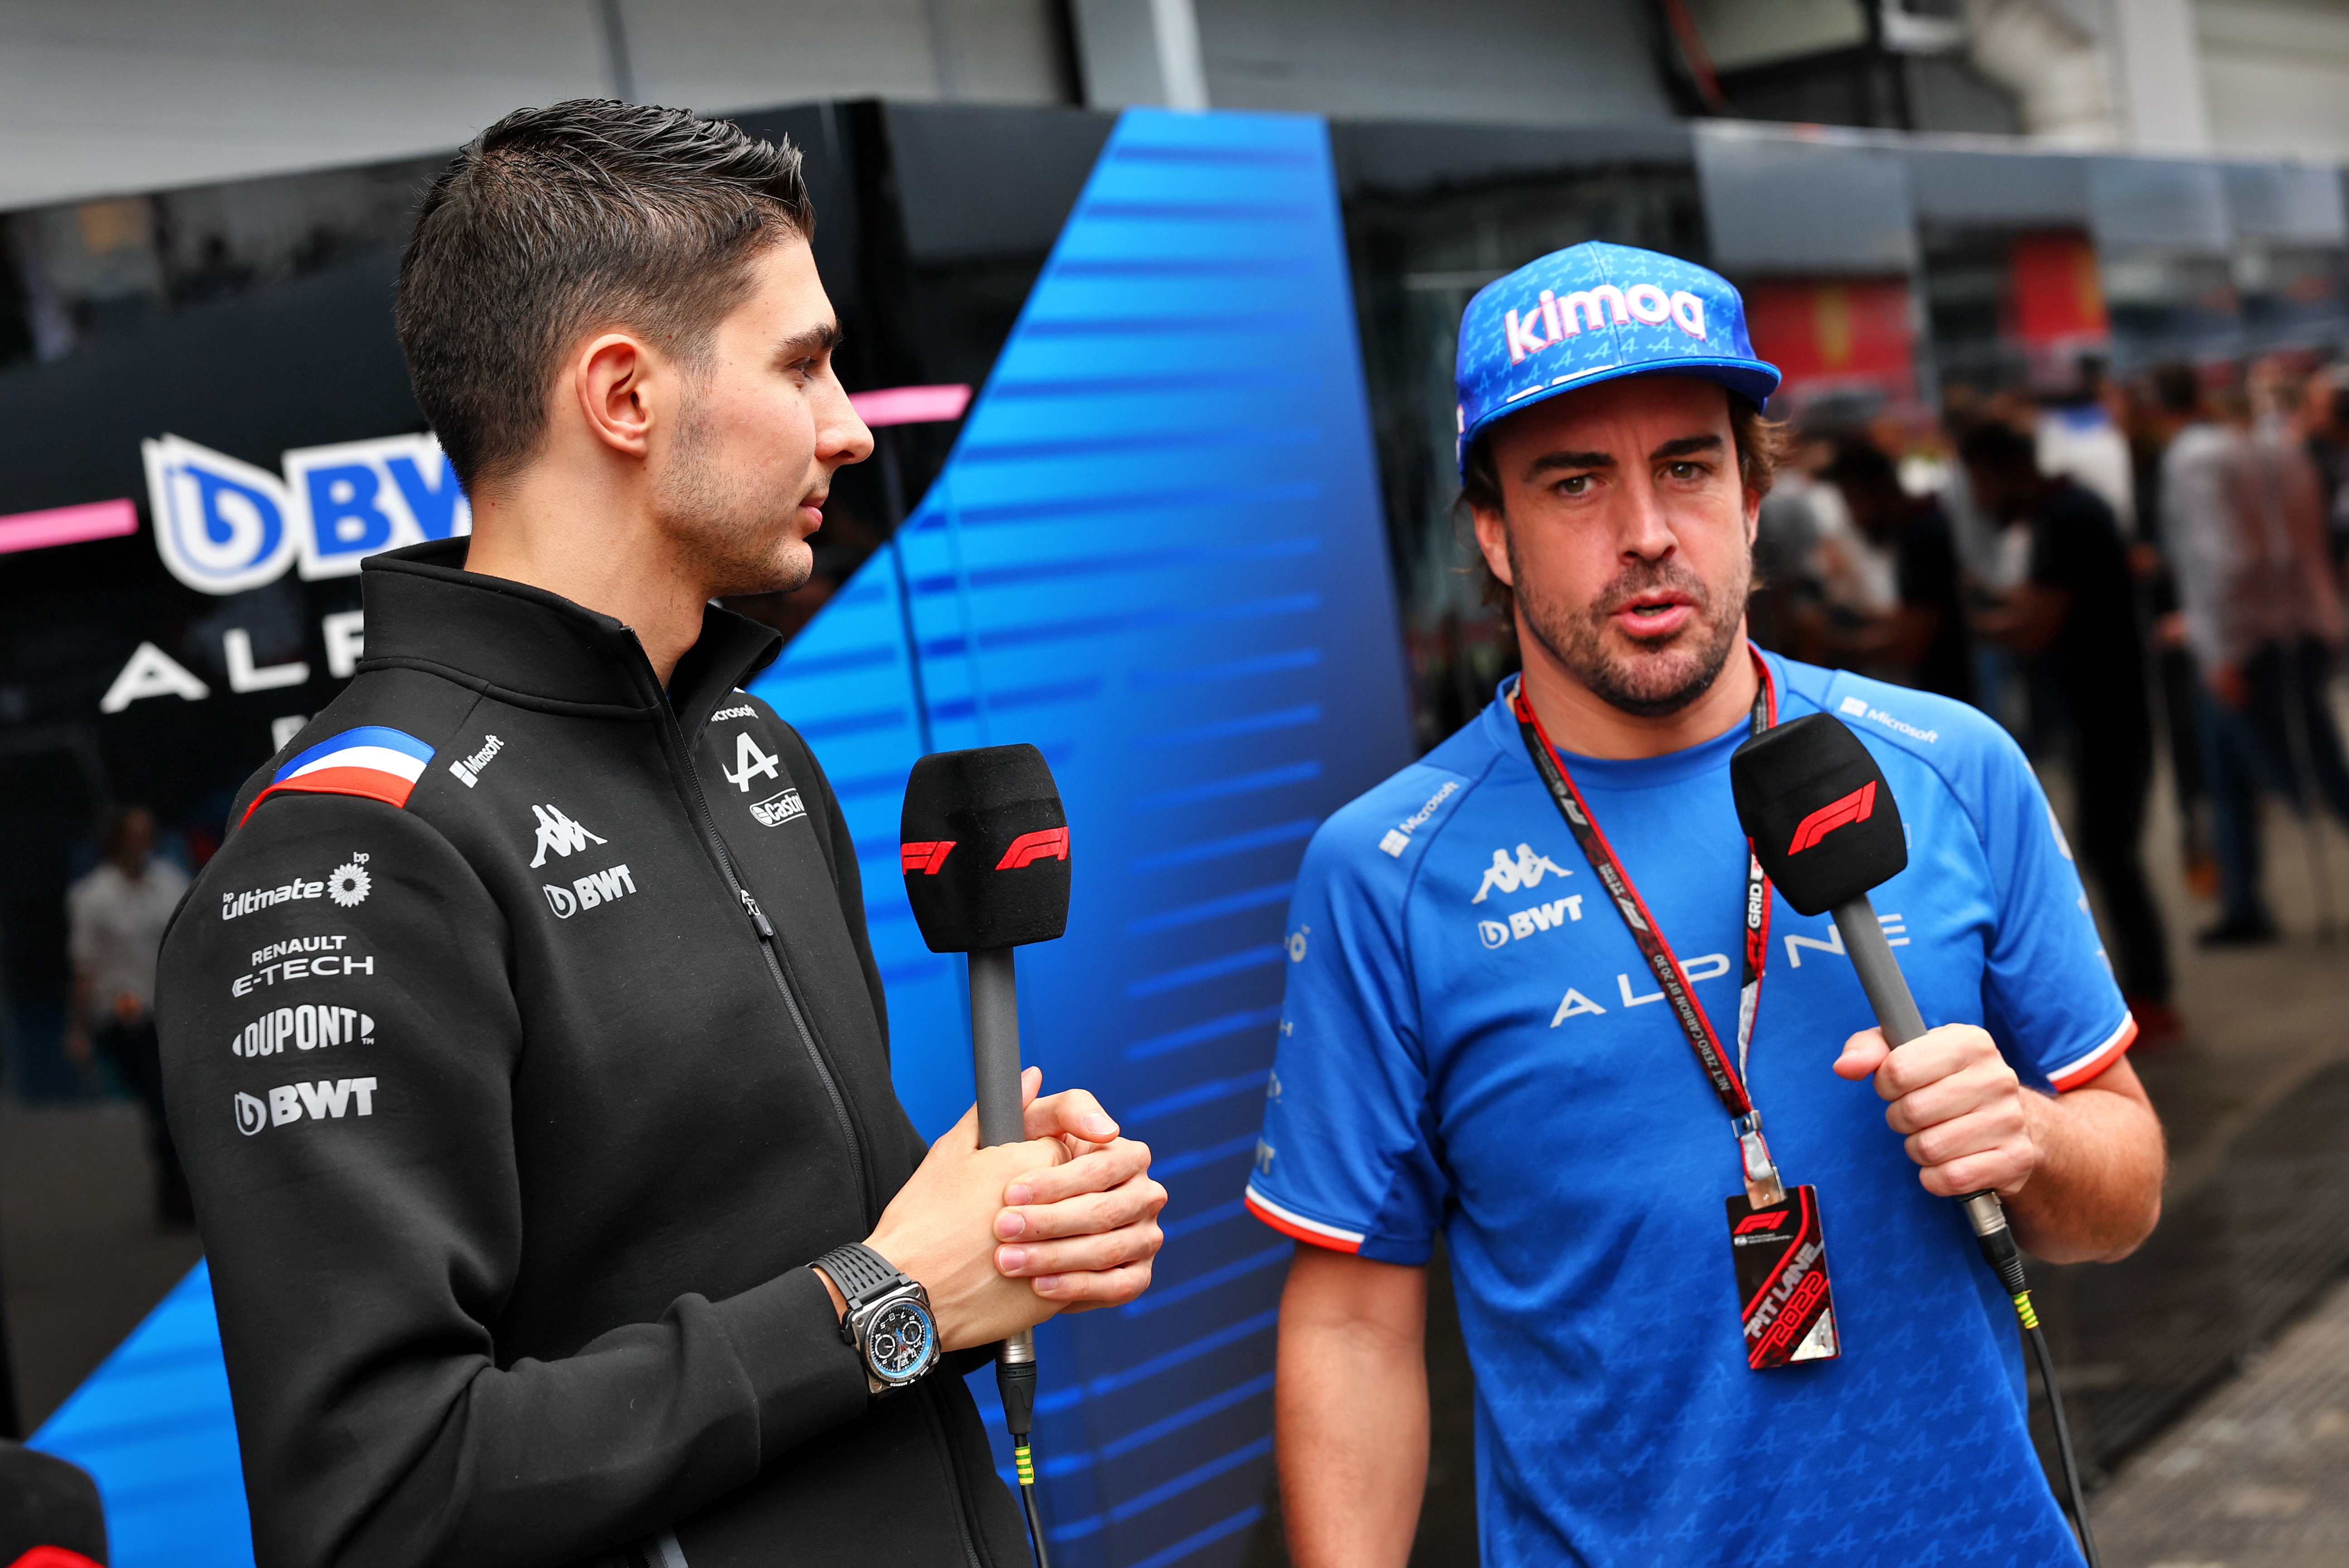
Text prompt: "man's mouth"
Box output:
[[1607, 590, 1696, 637]]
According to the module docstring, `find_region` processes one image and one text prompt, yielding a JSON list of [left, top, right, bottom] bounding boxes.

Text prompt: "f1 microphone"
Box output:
[[901, 742, 1070, 1568], [1731, 711, 2099, 1565]]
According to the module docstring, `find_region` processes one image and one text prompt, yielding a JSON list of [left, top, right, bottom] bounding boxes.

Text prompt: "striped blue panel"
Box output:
[[753, 108, 1410, 1568], [30, 1263, 254, 1566]]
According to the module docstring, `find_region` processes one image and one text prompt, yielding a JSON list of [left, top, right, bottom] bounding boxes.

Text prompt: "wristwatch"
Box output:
[[812, 1242, 941, 1396]]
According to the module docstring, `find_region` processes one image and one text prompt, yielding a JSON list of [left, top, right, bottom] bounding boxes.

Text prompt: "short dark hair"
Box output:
[[1823, 438, 1900, 495], [1460, 389, 1793, 627], [2151, 360, 2201, 416], [397, 99, 817, 491], [1956, 420, 2038, 475]]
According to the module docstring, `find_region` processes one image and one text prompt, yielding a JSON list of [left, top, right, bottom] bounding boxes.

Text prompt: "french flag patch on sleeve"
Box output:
[[242, 726, 435, 825]]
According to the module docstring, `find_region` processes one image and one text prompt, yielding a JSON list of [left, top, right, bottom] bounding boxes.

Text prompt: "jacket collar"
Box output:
[[357, 539, 784, 735]]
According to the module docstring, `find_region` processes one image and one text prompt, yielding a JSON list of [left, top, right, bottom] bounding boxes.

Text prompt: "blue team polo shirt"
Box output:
[[1246, 654, 2131, 1567]]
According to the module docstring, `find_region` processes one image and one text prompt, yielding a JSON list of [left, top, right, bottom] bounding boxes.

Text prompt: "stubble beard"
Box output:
[[1507, 531, 1751, 719], [652, 393, 815, 599]]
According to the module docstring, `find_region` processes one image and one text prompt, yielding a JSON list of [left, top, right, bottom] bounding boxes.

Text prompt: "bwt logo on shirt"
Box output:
[[1501, 282, 1708, 366], [234, 1076, 378, 1134]]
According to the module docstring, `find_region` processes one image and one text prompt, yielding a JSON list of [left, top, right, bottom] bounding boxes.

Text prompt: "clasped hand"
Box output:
[[864, 1067, 1167, 1351], [1834, 1023, 2039, 1198]]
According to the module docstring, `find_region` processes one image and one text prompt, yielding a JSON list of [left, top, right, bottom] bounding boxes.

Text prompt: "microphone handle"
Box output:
[[965, 950, 1040, 1410], [1826, 897, 2022, 1284], [968, 948, 1027, 1149]]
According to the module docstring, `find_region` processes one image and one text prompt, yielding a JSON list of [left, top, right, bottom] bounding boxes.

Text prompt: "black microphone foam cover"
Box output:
[[1730, 711, 1907, 917], [900, 743, 1071, 953]]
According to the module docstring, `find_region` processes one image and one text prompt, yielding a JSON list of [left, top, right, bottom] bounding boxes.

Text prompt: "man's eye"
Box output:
[[1557, 475, 1592, 496], [1665, 462, 1702, 480]]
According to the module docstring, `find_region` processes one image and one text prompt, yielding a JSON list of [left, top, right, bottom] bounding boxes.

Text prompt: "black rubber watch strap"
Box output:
[[813, 1242, 903, 1306]]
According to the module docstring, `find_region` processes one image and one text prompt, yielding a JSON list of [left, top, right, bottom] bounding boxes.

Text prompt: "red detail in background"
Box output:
[[2006, 231, 2108, 349], [1742, 277, 1916, 408]]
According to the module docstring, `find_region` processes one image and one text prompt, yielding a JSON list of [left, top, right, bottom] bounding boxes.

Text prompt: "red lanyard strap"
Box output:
[[1510, 649, 1786, 1206]]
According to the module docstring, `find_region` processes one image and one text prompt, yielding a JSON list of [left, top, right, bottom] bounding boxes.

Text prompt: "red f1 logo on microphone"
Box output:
[[1786, 781, 1876, 854], [901, 841, 955, 875], [996, 827, 1070, 869]]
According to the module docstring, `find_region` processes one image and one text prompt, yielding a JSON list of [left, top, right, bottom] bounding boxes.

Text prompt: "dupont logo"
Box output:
[[996, 828, 1069, 869], [1788, 782, 1876, 854], [902, 840, 955, 875], [1734, 1211, 1790, 1235], [1502, 281, 1708, 366]]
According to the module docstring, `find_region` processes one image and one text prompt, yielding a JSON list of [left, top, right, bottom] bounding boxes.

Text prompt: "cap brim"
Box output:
[[1459, 357, 1784, 474]]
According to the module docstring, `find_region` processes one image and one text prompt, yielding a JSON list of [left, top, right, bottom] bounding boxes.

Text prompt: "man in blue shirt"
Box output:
[[1249, 243, 2164, 1566]]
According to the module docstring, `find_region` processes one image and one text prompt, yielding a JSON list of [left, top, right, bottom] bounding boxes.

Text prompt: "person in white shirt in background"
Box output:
[[66, 806, 192, 1227], [2163, 373, 2349, 946]]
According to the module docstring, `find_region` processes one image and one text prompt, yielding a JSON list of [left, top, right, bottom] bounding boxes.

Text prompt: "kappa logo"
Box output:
[[1788, 782, 1876, 854], [1471, 844, 1570, 904], [448, 734, 503, 787], [528, 804, 606, 868], [750, 789, 805, 828], [1378, 779, 1459, 858], [543, 864, 637, 918], [1501, 280, 1708, 366], [234, 1076, 379, 1134], [724, 732, 782, 792]]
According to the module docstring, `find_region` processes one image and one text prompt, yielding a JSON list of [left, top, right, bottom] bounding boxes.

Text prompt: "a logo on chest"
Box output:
[[1543, 952, 1732, 1026]]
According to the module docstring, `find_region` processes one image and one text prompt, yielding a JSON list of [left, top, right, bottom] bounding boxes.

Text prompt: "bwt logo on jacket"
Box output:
[[144, 432, 469, 596], [1500, 282, 1709, 365], [234, 1077, 378, 1134], [544, 864, 637, 918]]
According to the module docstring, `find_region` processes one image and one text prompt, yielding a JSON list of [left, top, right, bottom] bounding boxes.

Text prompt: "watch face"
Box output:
[[867, 1298, 936, 1383]]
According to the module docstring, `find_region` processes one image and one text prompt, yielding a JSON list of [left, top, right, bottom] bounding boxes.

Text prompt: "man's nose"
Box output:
[[1618, 478, 1677, 559]]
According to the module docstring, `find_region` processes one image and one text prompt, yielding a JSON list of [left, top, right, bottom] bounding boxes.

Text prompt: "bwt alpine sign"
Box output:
[[143, 431, 469, 595]]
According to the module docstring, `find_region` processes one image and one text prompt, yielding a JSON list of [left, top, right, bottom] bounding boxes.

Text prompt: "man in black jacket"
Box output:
[[156, 101, 1166, 1568]]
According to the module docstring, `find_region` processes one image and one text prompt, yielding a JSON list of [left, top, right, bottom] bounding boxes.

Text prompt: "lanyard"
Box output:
[[1510, 648, 1787, 1207]]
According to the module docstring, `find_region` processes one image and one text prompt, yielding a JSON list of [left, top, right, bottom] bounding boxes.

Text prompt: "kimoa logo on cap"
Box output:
[[1502, 282, 1709, 366]]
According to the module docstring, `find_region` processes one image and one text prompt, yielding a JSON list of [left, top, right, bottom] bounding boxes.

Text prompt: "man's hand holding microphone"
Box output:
[[827, 1066, 1166, 1349]]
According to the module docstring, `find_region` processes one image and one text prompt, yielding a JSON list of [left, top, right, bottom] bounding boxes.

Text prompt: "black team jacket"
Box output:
[[156, 539, 1028, 1568]]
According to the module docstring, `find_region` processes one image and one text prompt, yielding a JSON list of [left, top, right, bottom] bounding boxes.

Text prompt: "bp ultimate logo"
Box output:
[[143, 431, 470, 595]]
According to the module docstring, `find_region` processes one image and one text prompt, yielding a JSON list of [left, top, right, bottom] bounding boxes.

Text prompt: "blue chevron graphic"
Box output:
[[30, 107, 1411, 1568]]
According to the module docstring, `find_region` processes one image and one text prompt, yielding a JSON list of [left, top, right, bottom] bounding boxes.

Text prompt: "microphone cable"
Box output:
[[1964, 1195, 2100, 1568], [997, 1347, 1053, 1568]]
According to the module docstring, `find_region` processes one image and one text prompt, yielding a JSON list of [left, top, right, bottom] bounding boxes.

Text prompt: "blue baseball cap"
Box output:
[[1455, 241, 1780, 474]]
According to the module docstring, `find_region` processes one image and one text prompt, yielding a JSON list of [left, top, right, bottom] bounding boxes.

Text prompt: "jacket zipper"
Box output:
[[662, 703, 983, 1567], [656, 707, 876, 1225]]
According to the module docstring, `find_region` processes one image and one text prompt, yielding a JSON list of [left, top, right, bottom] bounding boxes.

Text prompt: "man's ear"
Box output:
[[1471, 502, 1516, 589], [576, 332, 657, 460]]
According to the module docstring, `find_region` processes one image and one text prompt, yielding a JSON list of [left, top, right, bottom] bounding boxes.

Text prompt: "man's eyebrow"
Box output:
[[1650, 433, 1725, 461], [1523, 449, 1617, 482], [776, 320, 844, 360]]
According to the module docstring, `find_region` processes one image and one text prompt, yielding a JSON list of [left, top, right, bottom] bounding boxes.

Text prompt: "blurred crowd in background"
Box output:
[[1749, 348, 2349, 1050]]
